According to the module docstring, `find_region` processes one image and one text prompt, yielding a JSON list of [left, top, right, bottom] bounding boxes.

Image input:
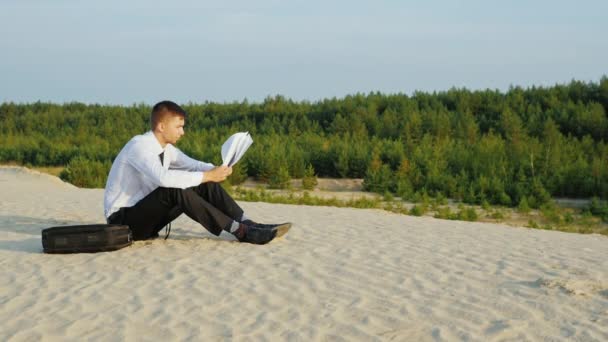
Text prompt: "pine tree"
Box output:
[[301, 164, 318, 190], [268, 165, 291, 189]]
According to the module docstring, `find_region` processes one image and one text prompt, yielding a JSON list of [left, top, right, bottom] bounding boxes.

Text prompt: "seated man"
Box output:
[[104, 100, 288, 244]]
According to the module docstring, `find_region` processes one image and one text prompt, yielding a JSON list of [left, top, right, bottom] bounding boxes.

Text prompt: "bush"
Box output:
[[268, 165, 291, 189], [498, 192, 512, 206], [481, 200, 491, 210], [395, 179, 414, 200], [527, 220, 540, 229], [456, 206, 478, 221], [434, 205, 479, 222], [432, 192, 448, 206], [301, 164, 318, 190], [363, 153, 393, 193], [589, 197, 608, 223], [517, 196, 530, 213], [383, 191, 394, 202], [409, 204, 427, 216], [434, 206, 453, 219], [529, 180, 552, 208], [489, 209, 505, 220], [60, 156, 110, 188], [564, 212, 574, 224], [540, 203, 562, 224]]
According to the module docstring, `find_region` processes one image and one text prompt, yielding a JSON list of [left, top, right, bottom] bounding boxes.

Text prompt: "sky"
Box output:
[[1, 0, 607, 105]]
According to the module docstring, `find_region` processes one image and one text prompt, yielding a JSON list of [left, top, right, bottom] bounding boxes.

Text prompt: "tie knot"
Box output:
[[159, 152, 164, 166]]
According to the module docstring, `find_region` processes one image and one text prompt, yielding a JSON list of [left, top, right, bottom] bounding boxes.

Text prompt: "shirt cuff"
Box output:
[[196, 171, 205, 184], [198, 162, 215, 172]]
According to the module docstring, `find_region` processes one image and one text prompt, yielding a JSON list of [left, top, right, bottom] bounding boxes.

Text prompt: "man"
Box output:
[[104, 100, 289, 244]]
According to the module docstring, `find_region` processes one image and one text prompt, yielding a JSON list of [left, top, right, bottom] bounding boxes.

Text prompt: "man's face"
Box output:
[[161, 114, 185, 145]]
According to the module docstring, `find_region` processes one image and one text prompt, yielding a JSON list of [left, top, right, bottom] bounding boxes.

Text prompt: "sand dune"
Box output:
[[1, 166, 607, 341]]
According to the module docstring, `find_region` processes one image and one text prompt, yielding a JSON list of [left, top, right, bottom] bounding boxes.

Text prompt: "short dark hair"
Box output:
[[150, 100, 187, 130]]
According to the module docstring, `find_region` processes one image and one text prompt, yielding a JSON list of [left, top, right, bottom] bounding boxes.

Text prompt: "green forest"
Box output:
[[1, 77, 607, 213]]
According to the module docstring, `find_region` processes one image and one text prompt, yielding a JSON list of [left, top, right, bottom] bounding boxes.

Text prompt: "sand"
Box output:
[[1, 166, 607, 341]]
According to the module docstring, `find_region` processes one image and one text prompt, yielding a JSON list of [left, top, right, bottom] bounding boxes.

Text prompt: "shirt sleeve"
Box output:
[[127, 141, 203, 189], [169, 146, 216, 172]]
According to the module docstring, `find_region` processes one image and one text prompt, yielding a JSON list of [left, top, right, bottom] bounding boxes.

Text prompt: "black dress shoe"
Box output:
[[241, 219, 258, 226], [241, 220, 292, 238], [233, 222, 279, 245]]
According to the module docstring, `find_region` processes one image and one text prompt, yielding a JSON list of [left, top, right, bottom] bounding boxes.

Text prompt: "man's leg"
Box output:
[[149, 205, 183, 238], [191, 183, 291, 238], [191, 182, 244, 222], [113, 186, 236, 240]]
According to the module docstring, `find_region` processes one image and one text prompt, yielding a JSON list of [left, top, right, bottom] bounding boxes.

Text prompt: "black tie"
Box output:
[[158, 151, 171, 239]]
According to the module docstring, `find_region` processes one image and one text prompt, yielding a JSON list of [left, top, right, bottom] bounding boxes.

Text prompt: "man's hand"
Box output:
[[203, 166, 233, 183]]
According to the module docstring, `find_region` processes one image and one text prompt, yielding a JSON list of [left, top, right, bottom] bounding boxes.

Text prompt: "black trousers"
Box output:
[[108, 182, 244, 240]]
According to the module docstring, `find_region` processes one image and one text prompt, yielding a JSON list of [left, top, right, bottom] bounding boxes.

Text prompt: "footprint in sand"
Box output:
[[539, 278, 607, 297]]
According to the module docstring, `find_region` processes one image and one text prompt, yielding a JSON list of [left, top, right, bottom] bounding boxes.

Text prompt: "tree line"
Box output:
[[1, 77, 607, 209]]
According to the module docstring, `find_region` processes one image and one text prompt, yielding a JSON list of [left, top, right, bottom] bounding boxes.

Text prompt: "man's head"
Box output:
[[151, 100, 187, 146]]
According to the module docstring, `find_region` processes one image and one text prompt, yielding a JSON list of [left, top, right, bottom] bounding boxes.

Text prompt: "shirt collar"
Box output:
[[144, 131, 166, 155]]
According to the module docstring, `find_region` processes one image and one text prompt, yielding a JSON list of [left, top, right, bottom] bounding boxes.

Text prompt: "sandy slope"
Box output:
[[1, 166, 607, 341]]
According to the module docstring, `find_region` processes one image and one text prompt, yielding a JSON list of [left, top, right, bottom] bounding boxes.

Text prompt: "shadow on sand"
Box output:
[[0, 215, 86, 254], [0, 215, 227, 254]]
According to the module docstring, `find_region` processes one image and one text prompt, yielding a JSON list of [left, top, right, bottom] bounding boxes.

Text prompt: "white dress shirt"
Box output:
[[104, 131, 215, 219]]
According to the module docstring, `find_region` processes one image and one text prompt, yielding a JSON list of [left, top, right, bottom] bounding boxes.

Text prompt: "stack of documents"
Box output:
[[221, 132, 253, 167]]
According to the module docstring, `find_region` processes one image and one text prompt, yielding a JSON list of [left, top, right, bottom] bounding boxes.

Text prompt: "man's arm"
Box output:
[[127, 142, 204, 188], [165, 145, 232, 183], [202, 165, 233, 183], [169, 146, 215, 172]]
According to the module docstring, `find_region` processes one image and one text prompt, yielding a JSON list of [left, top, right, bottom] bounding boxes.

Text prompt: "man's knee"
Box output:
[[195, 182, 220, 190], [190, 182, 223, 197], [158, 186, 196, 201]]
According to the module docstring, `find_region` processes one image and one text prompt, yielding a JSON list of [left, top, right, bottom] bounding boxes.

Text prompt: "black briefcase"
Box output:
[[42, 224, 133, 254]]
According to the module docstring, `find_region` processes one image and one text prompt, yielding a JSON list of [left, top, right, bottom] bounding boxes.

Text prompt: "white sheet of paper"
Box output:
[[221, 132, 253, 166]]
